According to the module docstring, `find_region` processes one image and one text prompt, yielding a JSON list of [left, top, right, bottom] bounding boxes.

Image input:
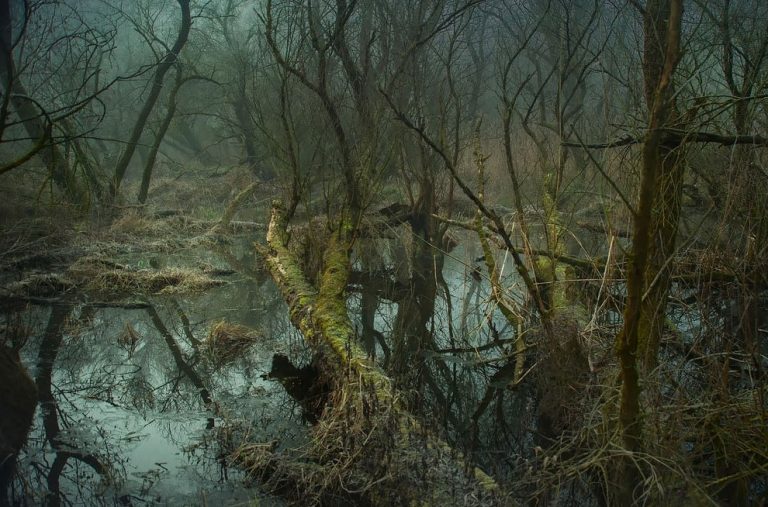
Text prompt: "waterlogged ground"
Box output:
[[8, 239, 312, 506], [4, 215, 516, 506]]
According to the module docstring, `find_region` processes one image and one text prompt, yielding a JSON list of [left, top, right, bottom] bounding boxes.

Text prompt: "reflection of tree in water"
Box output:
[[28, 304, 117, 506], [4, 270, 292, 505], [343, 229, 546, 473]]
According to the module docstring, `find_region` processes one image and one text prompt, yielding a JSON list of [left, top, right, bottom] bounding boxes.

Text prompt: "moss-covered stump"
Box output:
[[252, 201, 504, 505]]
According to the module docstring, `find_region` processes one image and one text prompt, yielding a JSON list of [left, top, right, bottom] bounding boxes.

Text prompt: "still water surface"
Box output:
[[13, 243, 306, 505]]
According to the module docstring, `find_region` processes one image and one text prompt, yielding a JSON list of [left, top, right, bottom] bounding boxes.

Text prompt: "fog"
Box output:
[[2, 0, 767, 505]]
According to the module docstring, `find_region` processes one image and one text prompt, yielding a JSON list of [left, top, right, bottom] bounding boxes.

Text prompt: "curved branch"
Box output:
[[110, 0, 192, 198]]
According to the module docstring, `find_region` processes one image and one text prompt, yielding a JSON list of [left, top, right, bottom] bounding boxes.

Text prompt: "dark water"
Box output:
[[6, 232, 539, 505], [8, 242, 309, 506]]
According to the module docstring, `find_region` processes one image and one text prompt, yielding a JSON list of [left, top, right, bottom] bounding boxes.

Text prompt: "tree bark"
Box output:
[[231, 82, 270, 179], [109, 0, 191, 200], [613, 0, 683, 502], [137, 66, 182, 204], [0, 0, 86, 205], [259, 201, 501, 505], [635, 0, 687, 373]]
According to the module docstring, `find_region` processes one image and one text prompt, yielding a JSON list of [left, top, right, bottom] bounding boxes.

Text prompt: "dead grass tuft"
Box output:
[[204, 321, 262, 365], [68, 256, 224, 296], [117, 322, 142, 354], [4, 274, 77, 299], [108, 210, 175, 237]]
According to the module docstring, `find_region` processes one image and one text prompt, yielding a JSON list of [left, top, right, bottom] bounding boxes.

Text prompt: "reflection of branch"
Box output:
[[431, 213, 602, 272], [0, 294, 152, 311], [47, 450, 108, 498], [36, 305, 74, 445], [145, 303, 213, 407], [382, 89, 551, 326], [433, 337, 517, 355], [347, 270, 409, 302], [208, 241, 266, 281], [469, 357, 520, 434], [169, 298, 201, 352], [35, 304, 110, 495]]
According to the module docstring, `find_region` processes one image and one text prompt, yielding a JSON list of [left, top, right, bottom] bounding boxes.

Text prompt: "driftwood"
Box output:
[[250, 201, 504, 505]]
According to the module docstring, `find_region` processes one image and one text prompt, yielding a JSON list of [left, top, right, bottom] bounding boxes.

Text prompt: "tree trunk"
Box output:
[[258, 202, 501, 505], [174, 117, 213, 165], [637, 141, 684, 371], [109, 0, 191, 200], [0, 0, 86, 205], [635, 0, 687, 373], [613, 0, 683, 502], [137, 66, 183, 204], [212, 181, 258, 233], [231, 87, 265, 178]]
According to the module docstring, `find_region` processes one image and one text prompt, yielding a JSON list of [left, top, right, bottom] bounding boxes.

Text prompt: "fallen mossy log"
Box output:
[[253, 201, 503, 505]]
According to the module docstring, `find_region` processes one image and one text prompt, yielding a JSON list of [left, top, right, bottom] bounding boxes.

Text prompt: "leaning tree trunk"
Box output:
[[109, 0, 191, 200], [252, 201, 502, 505], [0, 0, 86, 205], [137, 66, 183, 204]]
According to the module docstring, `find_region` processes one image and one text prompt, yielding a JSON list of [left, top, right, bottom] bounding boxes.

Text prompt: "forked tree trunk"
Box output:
[[137, 66, 182, 204], [109, 0, 191, 200]]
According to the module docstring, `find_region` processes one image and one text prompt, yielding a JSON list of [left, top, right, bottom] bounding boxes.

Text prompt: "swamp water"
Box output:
[[7, 241, 310, 506], [6, 232, 505, 506]]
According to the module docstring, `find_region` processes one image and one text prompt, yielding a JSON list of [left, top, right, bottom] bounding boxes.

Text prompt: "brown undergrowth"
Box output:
[[234, 371, 502, 506], [510, 357, 768, 505]]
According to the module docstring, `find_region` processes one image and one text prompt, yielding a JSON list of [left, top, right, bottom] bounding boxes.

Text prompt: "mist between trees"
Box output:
[[1, 0, 767, 505]]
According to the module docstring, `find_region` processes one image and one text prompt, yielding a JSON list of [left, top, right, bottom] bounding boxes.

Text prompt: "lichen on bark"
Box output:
[[257, 201, 503, 505]]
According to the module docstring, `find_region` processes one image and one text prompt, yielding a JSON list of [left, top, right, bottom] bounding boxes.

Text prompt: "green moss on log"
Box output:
[[262, 202, 502, 504]]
